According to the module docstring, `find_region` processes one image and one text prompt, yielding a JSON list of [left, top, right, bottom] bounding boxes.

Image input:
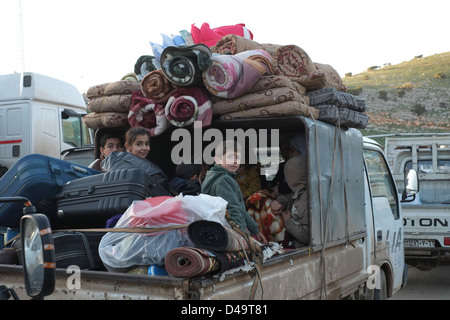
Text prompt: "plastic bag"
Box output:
[[99, 194, 229, 271]]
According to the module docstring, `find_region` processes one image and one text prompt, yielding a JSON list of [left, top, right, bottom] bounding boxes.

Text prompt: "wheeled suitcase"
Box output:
[[56, 168, 165, 228], [0, 154, 100, 229], [53, 231, 106, 270]]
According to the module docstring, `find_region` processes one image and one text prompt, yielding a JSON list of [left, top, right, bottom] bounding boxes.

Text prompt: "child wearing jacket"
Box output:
[[201, 140, 268, 244]]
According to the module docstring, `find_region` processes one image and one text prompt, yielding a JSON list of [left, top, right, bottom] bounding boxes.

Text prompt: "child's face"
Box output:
[[100, 138, 123, 159], [127, 134, 150, 159], [214, 151, 241, 173]]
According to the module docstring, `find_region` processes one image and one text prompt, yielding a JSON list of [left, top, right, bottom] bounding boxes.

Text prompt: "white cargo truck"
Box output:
[[385, 133, 450, 270], [0, 116, 416, 300], [0, 72, 94, 175]]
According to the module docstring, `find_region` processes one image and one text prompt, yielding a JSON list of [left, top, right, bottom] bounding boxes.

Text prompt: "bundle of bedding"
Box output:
[[202, 49, 275, 99], [307, 87, 369, 129], [212, 75, 319, 120], [160, 44, 212, 87], [165, 219, 282, 278], [164, 86, 212, 128], [140, 69, 178, 104], [128, 91, 169, 136], [211, 35, 346, 93], [84, 80, 142, 129]]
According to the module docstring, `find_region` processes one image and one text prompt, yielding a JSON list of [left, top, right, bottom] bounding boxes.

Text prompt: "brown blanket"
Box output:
[[211, 35, 346, 92], [87, 94, 133, 113], [212, 86, 309, 115], [219, 100, 319, 120], [140, 69, 178, 103], [86, 80, 141, 99]]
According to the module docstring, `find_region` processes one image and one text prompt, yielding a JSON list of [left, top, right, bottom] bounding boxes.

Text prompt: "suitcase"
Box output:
[[13, 231, 106, 270], [0, 154, 100, 229], [56, 168, 164, 228], [53, 231, 106, 270]]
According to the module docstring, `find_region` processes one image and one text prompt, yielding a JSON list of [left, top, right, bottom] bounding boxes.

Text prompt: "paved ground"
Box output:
[[390, 266, 450, 300]]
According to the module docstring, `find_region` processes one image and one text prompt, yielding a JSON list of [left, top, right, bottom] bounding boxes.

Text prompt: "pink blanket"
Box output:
[[128, 91, 169, 136], [165, 87, 212, 128]]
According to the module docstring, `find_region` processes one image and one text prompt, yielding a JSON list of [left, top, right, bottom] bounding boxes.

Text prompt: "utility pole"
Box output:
[[18, 0, 25, 72]]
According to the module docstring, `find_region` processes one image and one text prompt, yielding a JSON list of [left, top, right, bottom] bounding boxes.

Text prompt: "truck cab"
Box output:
[[0, 72, 94, 175]]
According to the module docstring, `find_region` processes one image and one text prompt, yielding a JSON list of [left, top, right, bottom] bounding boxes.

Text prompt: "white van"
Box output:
[[0, 72, 94, 174]]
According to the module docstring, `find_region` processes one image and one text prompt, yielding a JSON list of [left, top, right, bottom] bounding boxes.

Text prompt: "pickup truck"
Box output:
[[0, 115, 414, 300], [385, 133, 450, 270]]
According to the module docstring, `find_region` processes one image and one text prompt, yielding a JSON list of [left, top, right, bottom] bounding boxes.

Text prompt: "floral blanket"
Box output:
[[202, 49, 274, 99]]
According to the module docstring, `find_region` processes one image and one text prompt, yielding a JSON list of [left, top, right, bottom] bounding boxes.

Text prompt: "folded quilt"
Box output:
[[248, 75, 307, 95], [202, 49, 275, 99], [187, 220, 249, 252], [160, 44, 212, 87], [86, 80, 141, 99], [219, 100, 319, 120], [87, 94, 133, 113], [128, 91, 169, 137], [140, 69, 178, 103], [307, 87, 366, 112], [315, 104, 369, 129], [83, 112, 129, 130], [165, 87, 212, 127], [212, 86, 308, 115]]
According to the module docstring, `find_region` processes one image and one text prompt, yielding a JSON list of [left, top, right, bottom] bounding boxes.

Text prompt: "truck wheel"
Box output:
[[374, 268, 387, 300]]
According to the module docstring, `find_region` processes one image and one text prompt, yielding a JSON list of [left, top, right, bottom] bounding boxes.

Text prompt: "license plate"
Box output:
[[404, 239, 435, 247]]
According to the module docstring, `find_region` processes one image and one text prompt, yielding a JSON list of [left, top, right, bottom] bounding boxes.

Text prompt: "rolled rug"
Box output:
[[164, 247, 220, 277], [164, 87, 212, 128], [202, 49, 275, 99], [160, 44, 212, 87], [165, 246, 253, 277], [128, 91, 169, 137], [140, 69, 178, 103], [187, 220, 248, 252]]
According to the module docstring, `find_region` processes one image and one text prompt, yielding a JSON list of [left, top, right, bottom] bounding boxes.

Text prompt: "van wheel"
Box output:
[[374, 268, 387, 300]]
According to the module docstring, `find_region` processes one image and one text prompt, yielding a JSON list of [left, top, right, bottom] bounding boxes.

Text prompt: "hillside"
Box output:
[[342, 52, 450, 139]]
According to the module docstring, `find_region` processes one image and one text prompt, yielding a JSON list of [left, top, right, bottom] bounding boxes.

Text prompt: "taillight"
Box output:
[[444, 237, 450, 246]]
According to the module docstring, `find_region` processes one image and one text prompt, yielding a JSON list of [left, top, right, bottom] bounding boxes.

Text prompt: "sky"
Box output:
[[1, 0, 449, 94]]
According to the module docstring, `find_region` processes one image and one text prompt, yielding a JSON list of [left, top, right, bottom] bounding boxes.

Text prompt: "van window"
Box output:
[[62, 114, 93, 147], [364, 149, 399, 219]]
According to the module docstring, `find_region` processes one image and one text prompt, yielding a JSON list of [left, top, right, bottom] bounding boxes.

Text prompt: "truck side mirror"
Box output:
[[20, 214, 55, 300], [401, 169, 419, 202]]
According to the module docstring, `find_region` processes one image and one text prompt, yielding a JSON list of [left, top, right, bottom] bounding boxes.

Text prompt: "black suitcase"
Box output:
[[56, 168, 157, 228], [0, 154, 100, 229], [53, 231, 106, 270]]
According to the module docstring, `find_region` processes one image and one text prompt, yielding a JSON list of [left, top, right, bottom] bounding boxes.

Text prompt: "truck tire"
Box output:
[[374, 268, 387, 300]]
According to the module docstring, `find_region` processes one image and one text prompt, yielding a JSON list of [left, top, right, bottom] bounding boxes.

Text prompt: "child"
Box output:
[[89, 133, 123, 171], [201, 140, 268, 244], [124, 127, 151, 159], [169, 163, 203, 196]]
